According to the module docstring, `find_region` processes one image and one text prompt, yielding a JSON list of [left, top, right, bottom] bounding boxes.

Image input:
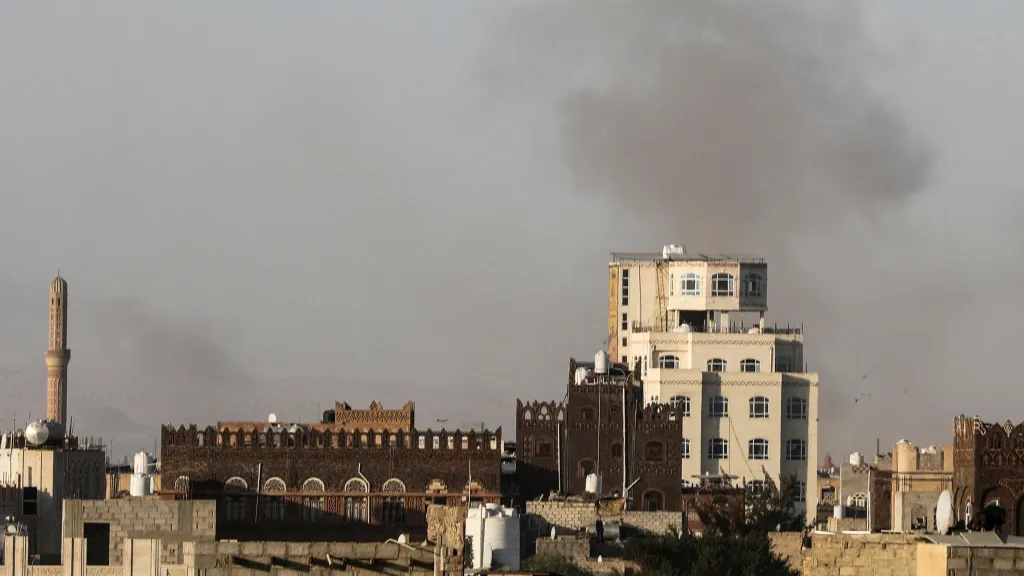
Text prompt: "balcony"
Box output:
[[631, 321, 802, 335]]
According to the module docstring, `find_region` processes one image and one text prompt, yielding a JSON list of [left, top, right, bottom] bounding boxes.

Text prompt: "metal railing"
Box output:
[[631, 321, 802, 335]]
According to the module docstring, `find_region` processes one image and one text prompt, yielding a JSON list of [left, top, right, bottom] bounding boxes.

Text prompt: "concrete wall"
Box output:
[[535, 537, 589, 560], [524, 501, 684, 536], [189, 540, 442, 576], [62, 499, 215, 565]]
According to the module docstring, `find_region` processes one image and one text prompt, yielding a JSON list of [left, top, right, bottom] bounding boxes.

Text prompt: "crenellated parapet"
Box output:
[[516, 399, 564, 429], [161, 423, 503, 454]]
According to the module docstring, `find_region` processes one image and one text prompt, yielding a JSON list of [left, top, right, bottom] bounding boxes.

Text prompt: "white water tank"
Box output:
[[574, 367, 589, 385], [594, 351, 609, 374], [465, 505, 521, 571], [129, 474, 152, 496], [133, 452, 155, 475], [834, 505, 845, 519], [849, 452, 864, 466], [672, 323, 692, 333], [585, 473, 603, 494]]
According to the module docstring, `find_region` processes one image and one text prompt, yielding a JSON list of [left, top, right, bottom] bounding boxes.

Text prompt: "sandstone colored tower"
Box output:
[[45, 274, 70, 424]]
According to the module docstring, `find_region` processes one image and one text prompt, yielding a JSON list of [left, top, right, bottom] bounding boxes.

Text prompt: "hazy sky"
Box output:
[[1, 1, 1022, 461]]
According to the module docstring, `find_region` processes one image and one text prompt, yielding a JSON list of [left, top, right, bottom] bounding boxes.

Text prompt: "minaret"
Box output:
[[45, 274, 70, 424]]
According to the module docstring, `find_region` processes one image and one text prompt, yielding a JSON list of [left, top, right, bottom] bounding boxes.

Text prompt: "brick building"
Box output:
[[953, 415, 1024, 534], [160, 401, 502, 542], [516, 357, 683, 511]]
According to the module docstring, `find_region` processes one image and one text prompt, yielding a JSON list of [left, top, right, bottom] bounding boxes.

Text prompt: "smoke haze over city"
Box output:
[[1, 1, 1022, 460]]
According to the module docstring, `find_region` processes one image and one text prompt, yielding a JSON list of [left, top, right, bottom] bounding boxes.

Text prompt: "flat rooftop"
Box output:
[[610, 252, 765, 264]]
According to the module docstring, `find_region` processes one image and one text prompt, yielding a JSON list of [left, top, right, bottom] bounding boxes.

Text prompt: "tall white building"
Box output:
[[607, 246, 818, 522]]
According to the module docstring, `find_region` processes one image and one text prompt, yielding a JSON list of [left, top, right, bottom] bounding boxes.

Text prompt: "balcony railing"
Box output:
[[631, 321, 803, 335]]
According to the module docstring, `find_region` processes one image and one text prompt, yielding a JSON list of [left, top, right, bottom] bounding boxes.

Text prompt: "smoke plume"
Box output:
[[480, 0, 1013, 455]]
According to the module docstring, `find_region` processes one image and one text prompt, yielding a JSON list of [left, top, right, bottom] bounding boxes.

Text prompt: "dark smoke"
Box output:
[[478, 0, 1006, 456]]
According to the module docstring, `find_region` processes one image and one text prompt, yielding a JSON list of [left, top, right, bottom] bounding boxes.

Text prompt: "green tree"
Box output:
[[743, 473, 805, 534], [624, 527, 798, 576]]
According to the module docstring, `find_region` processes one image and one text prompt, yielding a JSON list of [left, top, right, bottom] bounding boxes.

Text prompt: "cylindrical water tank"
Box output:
[[484, 510, 521, 571], [133, 452, 155, 475], [895, 441, 916, 473], [585, 473, 602, 494], [465, 506, 486, 569], [594, 351, 609, 374], [834, 505, 845, 519], [129, 474, 151, 497], [849, 452, 864, 466], [574, 367, 589, 385]]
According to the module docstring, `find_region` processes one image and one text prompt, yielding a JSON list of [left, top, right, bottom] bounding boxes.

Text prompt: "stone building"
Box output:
[[889, 439, 952, 532], [952, 414, 1024, 534], [606, 247, 819, 523], [160, 403, 502, 542], [516, 357, 683, 511]]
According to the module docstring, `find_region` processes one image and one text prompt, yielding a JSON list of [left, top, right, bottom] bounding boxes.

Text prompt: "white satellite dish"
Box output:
[[268, 413, 277, 424], [936, 489, 953, 534]]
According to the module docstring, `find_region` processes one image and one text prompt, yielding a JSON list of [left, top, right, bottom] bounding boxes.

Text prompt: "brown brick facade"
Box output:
[[953, 415, 1024, 534]]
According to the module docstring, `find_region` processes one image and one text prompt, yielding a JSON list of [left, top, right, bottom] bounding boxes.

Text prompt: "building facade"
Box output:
[[889, 440, 952, 532], [953, 415, 1024, 535], [160, 407, 502, 542], [516, 357, 684, 512], [607, 247, 819, 522]]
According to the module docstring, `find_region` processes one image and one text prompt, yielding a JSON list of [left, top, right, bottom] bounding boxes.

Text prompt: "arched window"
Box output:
[[658, 355, 680, 369], [711, 273, 734, 297], [642, 490, 664, 512], [681, 439, 691, 459], [990, 435, 1004, 450], [580, 407, 595, 421], [820, 486, 836, 504], [644, 441, 665, 462], [670, 395, 691, 417], [786, 398, 808, 420], [343, 478, 369, 522], [224, 477, 248, 492], [262, 478, 286, 521], [173, 476, 190, 496], [301, 478, 325, 522], [740, 359, 760, 373], [709, 396, 729, 418], [263, 477, 286, 492], [708, 438, 728, 459], [749, 396, 769, 418], [852, 493, 867, 508], [522, 409, 533, 421], [748, 438, 769, 460], [776, 358, 792, 372], [681, 273, 701, 296], [744, 273, 763, 297], [611, 443, 623, 459], [382, 479, 406, 524], [786, 439, 807, 461], [707, 358, 727, 372], [578, 459, 596, 478]]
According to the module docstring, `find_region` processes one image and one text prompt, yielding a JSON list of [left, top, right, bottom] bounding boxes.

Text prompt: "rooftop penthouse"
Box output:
[[161, 424, 503, 452]]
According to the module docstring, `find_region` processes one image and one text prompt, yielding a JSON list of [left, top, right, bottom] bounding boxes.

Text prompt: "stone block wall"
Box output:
[[535, 537, 589, 560], [190, 540, 442, 576], [63, 499, 216, 565], [620, 511, 683, 534], [919, 544, 1024, 575], [768, 532, 923, 576], [524, 502, 683, 536]]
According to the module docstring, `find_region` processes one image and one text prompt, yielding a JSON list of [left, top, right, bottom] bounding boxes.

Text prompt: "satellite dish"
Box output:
[[268, 413, 277, 424], [936, 489, 953, 534]]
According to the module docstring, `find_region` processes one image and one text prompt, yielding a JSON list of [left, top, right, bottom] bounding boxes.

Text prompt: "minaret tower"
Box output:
[[45, 274, 70, 424]]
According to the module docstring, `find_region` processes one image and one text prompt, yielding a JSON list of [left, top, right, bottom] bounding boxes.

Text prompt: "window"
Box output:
[[740, 359, 760, 373], [658, 354, 680, 369], [795, 481, 806, 502], [747, 480, 768, 496], [709, 396, 729, 418], [263, 477, 286, 493], [820, 486, 836, 504], [776, 358, 791, 372], [382, 479, 406, 524], [621, 313, 628, 331], [681, 439, 690, 459], [670, 395, 691, 416], [642, 490, 664, 511], [709, 438, 728, 459], [225, 477, 248, 492], [301, 478, 325, 522], [343, 478, 369, 522], [707, 358, 727, 372], [990, 436, 1003, 450], [681, 273, 701, 296], [786, 439, 807, 461], [749, 396, 769, 418], [644, 441, 665, 463], [536, 441, 553, 458], [787, 398, 808, 420], [852, 493, 867, 508], [225, 497, 246, 522], [748, 438, 769, 460], [580, 407, 595, 421], [611, 443, 623, 459], [621, 337, 627, 347], [621, 269, 629, 305], [744, 273, 763, 297], [579, 459, 596, 477], [621, 356, 627, 363], [711, 273, 734, 297]]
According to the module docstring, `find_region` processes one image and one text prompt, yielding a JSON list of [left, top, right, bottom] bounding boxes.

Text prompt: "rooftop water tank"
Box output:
[[133, 452, 156, 475], [594, 351, 609, 375], [574, 367, 589, 386], [465, 505, 521, 571], [129, 474, 152, 497], [849, 452, 864, 466], [25, 420, 63, 446], [672, 323, 692, 333], [585, 473, 603, 495]]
